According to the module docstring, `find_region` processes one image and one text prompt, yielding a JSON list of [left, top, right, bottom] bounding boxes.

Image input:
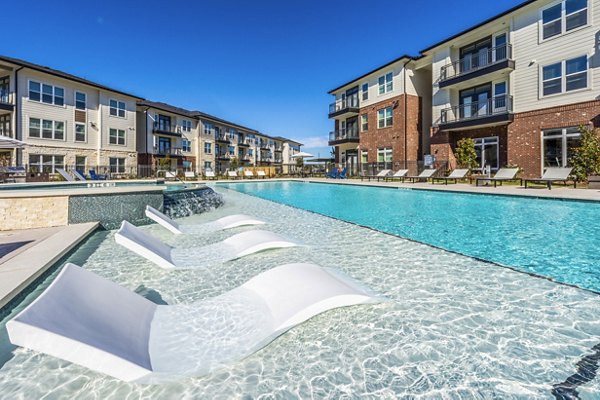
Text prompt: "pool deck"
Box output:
[[0, 222, 98, 309]]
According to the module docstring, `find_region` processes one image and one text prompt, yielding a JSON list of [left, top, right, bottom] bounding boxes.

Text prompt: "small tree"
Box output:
[[570, 125, 600, 182], [454, 138, 478, 170], [229, 157, 239, 170]]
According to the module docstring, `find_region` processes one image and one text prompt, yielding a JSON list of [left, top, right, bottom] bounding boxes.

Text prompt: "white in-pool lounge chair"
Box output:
[[384, 169, 409, 182], [523, 167, 575, 190], [244, 170, 254, 179], [115, 221, 297, 269], [56, 168, 74, 182], [475, 168, 519, 187], [257, 170, 267, 178], [431, 169, 469, 185], [145, 205, 265, 235], [227, 170, 239, 179], [361, 169, 391, 182], [405, 168, 437, 183], [6, 263, 382, 383], [72, 170, 87, 181], [204, 170, 217, 180]]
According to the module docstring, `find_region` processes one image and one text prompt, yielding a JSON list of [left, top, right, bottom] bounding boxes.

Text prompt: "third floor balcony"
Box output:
[[0, 89, 15, 111], [153, 122, 181, 137], [439, 94, 513, 130], [328, 94, 359, 119], [439, 44, 514, 88], [328, 127, 359, 146]]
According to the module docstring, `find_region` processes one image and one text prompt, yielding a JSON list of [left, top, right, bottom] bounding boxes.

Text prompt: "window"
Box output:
[[54, 121, 64, 140], [75, 123, 86, 142], [227, 128, 237, 140], [42, 120, 53, 138], [228, 145, 235, 155], [75, 92, 86, 110], [109, 157, 125, 173], [29, 118, 64, 140], [361, 114, 368, 131], [542, 0, 587, 40], [473, 137, 499, 171], [204, 161, 212, 170], [361, 150, 368, 164], [109, 128, 126, 145], [29, 118, 41, 138], [543, 127, 581, 167], [377, 107, 393, 128], [29, 81, 64, 106], [542, 55, 588, 96], [377, 148, 392, 166], [29, 154, 64, 173], [204, 123, 214, 135], [182, 160, 192, 170], [182, 120, 192, 132], [109, 99, 126, 117], [204, 142, 212, 153], [182, 139, 191, 152], [75, 156, 86, 173], [378, 72, 393, 95], [362, 83, 369, 101]]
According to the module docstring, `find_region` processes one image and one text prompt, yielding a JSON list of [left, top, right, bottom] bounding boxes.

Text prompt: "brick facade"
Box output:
[[430, 100, 600, 178]]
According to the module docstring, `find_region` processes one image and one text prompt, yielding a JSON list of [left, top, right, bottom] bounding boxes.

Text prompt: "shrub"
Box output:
[[454, 138, 478, 170], [570, 125, 600, 182]]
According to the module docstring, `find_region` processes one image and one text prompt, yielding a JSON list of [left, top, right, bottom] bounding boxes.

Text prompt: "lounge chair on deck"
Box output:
[[244, 170, 255, 179], [257, 170, 267, 178], [145, 205, 265, 235], [73, 170, 87, 181], [361, 169, 391, 182], [431, 169, 469, 185], [384, 169, 409, 182], [184, 171, 196, 180], [204, 170, 217, 180], [326, 169, 338, 179], [227, 170, 239, 179], [56, 168, 74, 182], [523, 167, 575, 190], [404, 168, 437, 183], [6, 263, 381, 383], [475, 168, 519, 187], [89, 170, 107, 180], [115, 221, 297, 269], [338, 167, 347, 179]]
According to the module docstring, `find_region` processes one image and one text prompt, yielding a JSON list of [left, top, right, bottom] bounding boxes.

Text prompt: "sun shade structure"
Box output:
[[145, 205, 266, 235], [115, 221, 298, 269], [0, 135, 27, 149], [6, 263, 383, 383]]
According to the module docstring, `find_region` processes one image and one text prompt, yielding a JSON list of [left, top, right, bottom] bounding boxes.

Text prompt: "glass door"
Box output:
[[493, 82, 507, 112], [473, 137, 499, 172], [345, 150, 358, 177], [158, 137, 171, 155], [0, 115, 10, 137], [494, 33, 507, 61], [477, 92, 489, 117]]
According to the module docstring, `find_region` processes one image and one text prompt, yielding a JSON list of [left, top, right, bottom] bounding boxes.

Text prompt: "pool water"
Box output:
[[0, 188, 599, 398], [221, 181, 600, 293]]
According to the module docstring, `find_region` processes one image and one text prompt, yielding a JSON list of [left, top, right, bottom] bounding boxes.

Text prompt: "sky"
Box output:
[[3, 0, 526, 158]]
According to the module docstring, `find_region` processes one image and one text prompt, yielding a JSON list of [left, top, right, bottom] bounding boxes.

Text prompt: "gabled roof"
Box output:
[[0, 55, 142, 99], [137, 100, 196, 118]]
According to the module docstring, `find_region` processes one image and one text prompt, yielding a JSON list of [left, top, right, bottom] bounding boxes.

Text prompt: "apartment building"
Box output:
[[327, 56, 432, 176], [0, 56, 141, 176], [328, 0, 599, 178], [136, 101, 198, 175]]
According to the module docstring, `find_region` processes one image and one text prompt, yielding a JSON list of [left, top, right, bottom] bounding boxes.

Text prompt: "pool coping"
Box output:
[[0, 222, 99, 309]]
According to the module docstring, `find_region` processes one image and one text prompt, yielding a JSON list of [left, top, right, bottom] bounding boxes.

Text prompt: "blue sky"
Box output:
[[4, 0, 525, 157]]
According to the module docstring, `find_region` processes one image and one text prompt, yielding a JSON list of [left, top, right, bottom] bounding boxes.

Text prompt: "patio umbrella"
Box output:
[[291, 151, 314, 159], [0, 136, 26, 149]]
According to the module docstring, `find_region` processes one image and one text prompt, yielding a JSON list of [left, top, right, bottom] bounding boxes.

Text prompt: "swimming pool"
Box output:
[[221, 181, 600, 293], [1, 188, 599, 398]]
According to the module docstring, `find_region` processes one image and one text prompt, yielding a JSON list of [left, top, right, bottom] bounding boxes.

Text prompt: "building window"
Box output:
[[227, 128, 237, 141], [378, 72, 393, 95], [29, 118, 64, 140], [182, 120, 192, 132], [29, 81, 64, 106], [542, 0, 587, 40], [54, 122, 65, 140], [377, 107, 393, 128], [109, 128, 126, 145], [204, 123, 214, 135], [377, 148, 392, 165], [204, 142, 212, 153], [543, 127, 581, 167], [109, 157, 125, 173], [29, 154, 64, 173], [542, 55, 588, 96], [362, 83, 369, 101], [75, 92, 86, 110], [182, 160, 192, 170], [361, 114, 368, 131], [228, 145, 235, 155], [75, 156, 86, 173], [361, 150, 368, 164], [182, 139, 192, 152], [204, 161, 212, 170], [75, 123, 86, 142], [109, 99, 126, 118], [29, 118, 41, 138]]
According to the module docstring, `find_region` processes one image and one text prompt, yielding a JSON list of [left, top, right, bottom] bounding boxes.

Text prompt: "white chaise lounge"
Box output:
[[56, 168, 74, 182], [72, 170, 87, 181], [115, 221, 297, 269], [145, 205, 265, 235], [257, 170, 267, 178], [405, 168, 438, 183], [244, 170, 254, 179], [227, 170, 239, 179], [7, 263, 382, 383]]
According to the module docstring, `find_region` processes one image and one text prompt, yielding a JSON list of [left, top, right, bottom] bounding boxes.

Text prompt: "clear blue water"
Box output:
[[221, 181, 600, 292]]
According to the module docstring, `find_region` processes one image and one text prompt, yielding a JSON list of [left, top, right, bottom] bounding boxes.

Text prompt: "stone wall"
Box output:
[[0, 196, 68, 230]]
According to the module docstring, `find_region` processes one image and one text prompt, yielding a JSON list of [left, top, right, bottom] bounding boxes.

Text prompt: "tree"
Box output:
[[570, 125, 600, 182], [454, 138, 478, 170], [229, 157, 239, 170]]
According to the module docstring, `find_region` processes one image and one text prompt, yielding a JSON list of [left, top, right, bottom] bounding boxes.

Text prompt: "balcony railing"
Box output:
[[153, 122, 180, 135], [0, 90, 14, 106], [440, 44, 513, 82], [328, 95, 360, 116], [440, 95, 513, 124], [328, 128, 359, 142], [274, 145, 283, 152], [153, 146, 183, 156], [215, 134, 231, 143]]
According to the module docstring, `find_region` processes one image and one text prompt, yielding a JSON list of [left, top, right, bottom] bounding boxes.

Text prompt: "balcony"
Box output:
[[0, 90, 15, 112], [328, 128, 360, 146], [274, 145, 283, 152], [439, 95, 513, 130], [274, 157, 283, 164], [216, 153, 232, 161], [153, 122, 181, 137], [328, 95, 360, 119], [153, 146, 183, 157], [238, 138, 252, 147], [215, 134, 231, 144], [439, 44, 514, 88], [259, 141, 271, 150]]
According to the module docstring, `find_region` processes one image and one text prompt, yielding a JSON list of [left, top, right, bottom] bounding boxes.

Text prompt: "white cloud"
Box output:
[[298, 136, 329, 148]]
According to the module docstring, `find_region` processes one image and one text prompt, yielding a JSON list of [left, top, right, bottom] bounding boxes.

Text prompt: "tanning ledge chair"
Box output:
[[6, 262, 382, 383], [523, 167, 575, 190], [56, 168, 75, 182], [73, 170, 87, 181], [384, 169, 409, 182], [475, 168, 519, 187], [145, 205, 265, 235], [404, 168, 438, 183], [361, 169, 391, 182], [431, 169, 469, 185], [115, 220, 298, 269]]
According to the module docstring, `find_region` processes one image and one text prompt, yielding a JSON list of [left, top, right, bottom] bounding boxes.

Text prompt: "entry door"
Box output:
[[346, 151, 358, 177], [158, 137, 171, 154]]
